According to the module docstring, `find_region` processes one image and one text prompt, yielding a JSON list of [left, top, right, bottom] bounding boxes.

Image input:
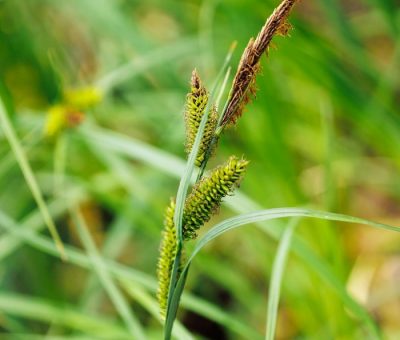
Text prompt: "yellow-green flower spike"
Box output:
[[44, 86, 100, 138], [44, 105, 67, 137], [184, 69, 218, 167], [63, 86, 102, 110], [182, 156, 249, 240], [156, 199, 178, 318], [44, 105, 85, 137]]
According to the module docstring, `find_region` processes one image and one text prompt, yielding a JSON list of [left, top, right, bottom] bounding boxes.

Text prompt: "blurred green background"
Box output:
[[0, 0, 399, 339]]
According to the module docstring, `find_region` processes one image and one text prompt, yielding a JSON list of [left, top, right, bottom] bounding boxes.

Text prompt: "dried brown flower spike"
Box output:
[[221, 0, 299, 126]]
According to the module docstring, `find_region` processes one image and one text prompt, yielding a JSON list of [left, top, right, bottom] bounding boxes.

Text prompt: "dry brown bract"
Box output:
[[221, 0, 299, 126]]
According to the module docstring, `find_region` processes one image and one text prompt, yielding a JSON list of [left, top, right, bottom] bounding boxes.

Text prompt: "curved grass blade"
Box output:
[[265, 218, 298, 340], [172, 208, 398, 338], [70, 208, 145, 340], [79, 124, 186, 178], [0, 94, 65, 259]]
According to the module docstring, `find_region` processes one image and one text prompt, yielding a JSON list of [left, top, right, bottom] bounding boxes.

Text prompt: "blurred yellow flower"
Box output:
[[63, 87, 102, 110], [44, 105, 85, 137], [44, 86, 101, 137], [44, 105, 67, 137]]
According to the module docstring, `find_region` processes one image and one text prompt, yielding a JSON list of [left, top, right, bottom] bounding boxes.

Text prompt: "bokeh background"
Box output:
[[1, 0, 400, 339]]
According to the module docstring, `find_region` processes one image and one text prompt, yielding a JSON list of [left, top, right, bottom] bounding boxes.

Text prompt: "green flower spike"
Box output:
[[183, 156, 249, 240], [156, 199, 178, 318], [184, 69, 218, 167]]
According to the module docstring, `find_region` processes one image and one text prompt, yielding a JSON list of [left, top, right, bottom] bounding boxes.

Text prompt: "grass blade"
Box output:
[[0, 207, 155, 287], [96, 38, 198, 93], [70, 207, 146, 340], [190, 209, 398, 258], [0, 188, 85, 262], [176, 208, 398, 338], [79, 124, 186, 178], [0, 292, 130, 338], [265, 218, 298, 340], [53, 133, 68, 196], [0, 94, 65, 259], [79, 211, 133, 313]]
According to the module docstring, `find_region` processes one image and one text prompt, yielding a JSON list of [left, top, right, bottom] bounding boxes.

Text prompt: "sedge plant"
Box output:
[[1, 0, 399, 338], [156, 0, 400, 339], [157, 0, 299, 337]]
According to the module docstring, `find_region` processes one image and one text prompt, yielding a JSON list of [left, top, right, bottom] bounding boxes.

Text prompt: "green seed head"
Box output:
[[184, 69, 218, 167], [183, 156, 249, 239], [156, 199, 177, 318]]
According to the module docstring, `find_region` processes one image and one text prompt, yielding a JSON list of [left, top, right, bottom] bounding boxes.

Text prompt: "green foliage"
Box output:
[[1, 0, 400, 339]]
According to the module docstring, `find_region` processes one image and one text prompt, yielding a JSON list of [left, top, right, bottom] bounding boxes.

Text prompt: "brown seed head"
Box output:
[[221, 0, 299, 126]]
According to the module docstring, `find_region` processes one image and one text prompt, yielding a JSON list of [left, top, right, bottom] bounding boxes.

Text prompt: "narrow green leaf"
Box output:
[[0, 189, 86, 262], [0, 94, 65, 259], [71, 208, 146, 340], [96, 38, 198, 93], [265, 219, 298, 340], [79, 124, 186, 178], [53, 133, 68, 196], [190, 209, 398, 257], [79, 210, 133, 313], [0, 293, 130, 338], [176, 208, 397, 338]]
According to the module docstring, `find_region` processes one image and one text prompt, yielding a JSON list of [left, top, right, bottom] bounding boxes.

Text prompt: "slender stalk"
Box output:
[[0, 95, 66, 260], [71, 207, 146, 340]]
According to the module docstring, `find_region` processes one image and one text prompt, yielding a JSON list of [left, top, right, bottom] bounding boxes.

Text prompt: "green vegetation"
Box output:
[[1, 0, 399, 339]]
